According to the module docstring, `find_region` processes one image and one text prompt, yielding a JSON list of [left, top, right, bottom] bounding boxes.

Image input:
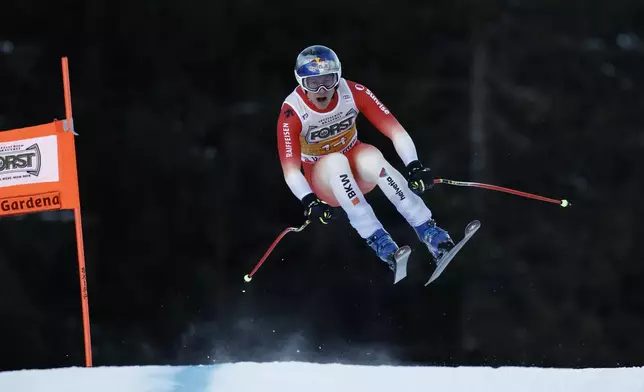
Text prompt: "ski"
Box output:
[[425, 220, 481, 286], [393, 245, 412, 284]]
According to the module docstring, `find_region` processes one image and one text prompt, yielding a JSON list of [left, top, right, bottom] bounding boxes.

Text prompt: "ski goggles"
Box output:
[[301, 73, 339, 93]]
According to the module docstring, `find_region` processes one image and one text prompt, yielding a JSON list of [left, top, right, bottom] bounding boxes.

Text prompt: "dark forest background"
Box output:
[[1, 0, 643, 371]]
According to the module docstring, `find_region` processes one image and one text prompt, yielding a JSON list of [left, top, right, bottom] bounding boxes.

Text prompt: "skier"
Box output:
[[276, 44, 455, 281]]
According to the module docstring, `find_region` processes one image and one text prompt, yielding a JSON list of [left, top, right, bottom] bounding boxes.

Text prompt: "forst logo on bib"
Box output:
[[306, 109, 358, 143], [308, 117, 355, 142]]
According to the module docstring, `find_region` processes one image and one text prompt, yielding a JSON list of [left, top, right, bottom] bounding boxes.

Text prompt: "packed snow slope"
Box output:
[[1, 362, 643, 392]]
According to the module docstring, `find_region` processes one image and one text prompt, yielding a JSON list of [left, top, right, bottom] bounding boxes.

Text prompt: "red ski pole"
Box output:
[[244, 219, 311, 283], [433, 178, 570, 207]]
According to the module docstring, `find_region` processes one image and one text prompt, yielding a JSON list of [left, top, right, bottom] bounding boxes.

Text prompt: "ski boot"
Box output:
[[366, 228, 412, 284], [414, 219, 455, 263]]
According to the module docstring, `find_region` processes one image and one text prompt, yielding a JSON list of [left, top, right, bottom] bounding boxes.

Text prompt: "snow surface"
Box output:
[[1, 362, 643, 392]]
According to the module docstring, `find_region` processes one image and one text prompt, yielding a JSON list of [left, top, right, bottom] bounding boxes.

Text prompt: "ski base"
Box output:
[[425, 220, 481, 286]]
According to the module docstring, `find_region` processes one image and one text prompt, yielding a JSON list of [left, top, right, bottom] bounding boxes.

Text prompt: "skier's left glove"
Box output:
[[406, 160, 434, 195]]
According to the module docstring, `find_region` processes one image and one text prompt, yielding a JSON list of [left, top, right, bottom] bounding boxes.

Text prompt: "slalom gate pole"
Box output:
[[244, 220, 310, 283], [62, 57, 93, 366], [433, 178, 570, 207]]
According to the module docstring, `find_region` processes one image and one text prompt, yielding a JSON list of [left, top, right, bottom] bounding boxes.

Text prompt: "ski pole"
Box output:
[[244, 219, 311, 283], [433, 178, 570, 207]]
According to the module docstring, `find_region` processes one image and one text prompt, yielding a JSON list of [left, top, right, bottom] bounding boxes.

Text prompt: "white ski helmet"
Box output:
[[294, 45, 342, 93]]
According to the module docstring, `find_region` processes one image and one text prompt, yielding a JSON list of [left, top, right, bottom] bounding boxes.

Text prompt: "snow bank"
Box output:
[[1, 361, 643, 392]]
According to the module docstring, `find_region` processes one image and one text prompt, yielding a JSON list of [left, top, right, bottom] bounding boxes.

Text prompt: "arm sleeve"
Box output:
[[347, 80, 419, 166], [277, 104, 313, 201]]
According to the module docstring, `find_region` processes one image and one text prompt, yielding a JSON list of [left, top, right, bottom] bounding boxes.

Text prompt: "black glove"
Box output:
[[301, 193, 333, 224], [406, 160, 434, 195]]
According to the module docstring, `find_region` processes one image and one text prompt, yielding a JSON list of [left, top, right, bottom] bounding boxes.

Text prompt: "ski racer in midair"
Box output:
[[276, 45, 455, 281]]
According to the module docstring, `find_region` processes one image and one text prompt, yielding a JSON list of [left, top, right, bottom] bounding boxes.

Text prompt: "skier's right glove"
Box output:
[[302, 193, 333, 224], [406, 160, 434, 196]]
